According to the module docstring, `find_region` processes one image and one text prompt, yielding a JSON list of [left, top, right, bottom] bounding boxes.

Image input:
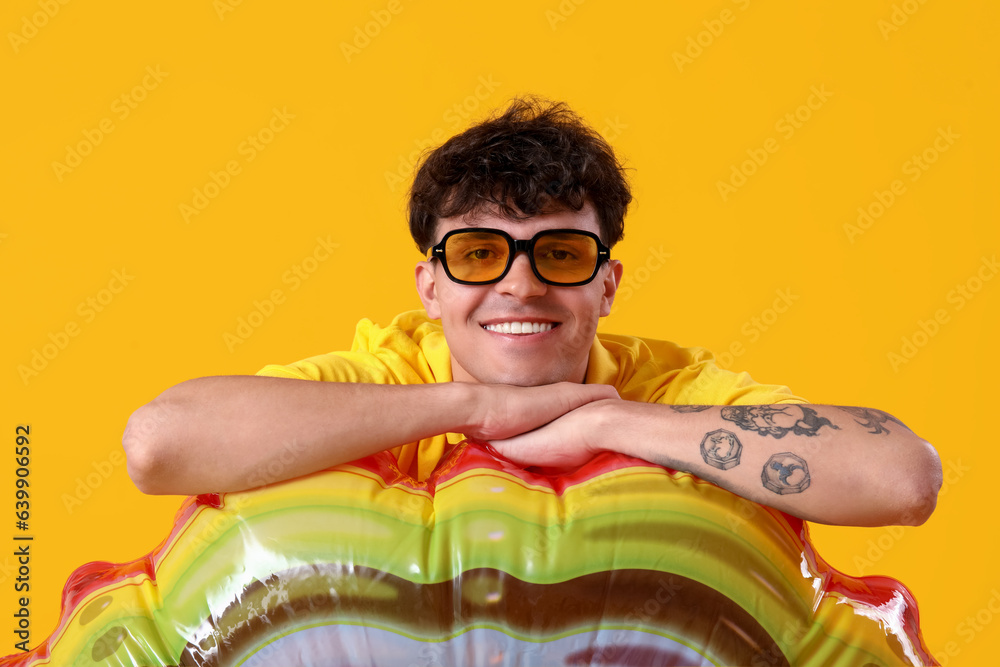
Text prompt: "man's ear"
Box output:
[[599, 259, 624, 317], [415, 260, 442, 320]]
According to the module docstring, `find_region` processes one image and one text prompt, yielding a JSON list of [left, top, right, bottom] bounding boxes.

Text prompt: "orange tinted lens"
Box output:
[[533, 233, 598, 283], [444, 232, 510, 282]]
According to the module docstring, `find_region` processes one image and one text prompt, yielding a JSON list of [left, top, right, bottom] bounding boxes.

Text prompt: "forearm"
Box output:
[[123, 376, 476, 495], [124, 376, 619, 496], [597, 402, 942, 527]]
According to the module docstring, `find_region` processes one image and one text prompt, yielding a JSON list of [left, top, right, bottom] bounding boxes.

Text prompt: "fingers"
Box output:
[[584, 383, 620, 401], [487, 408, 597, 469], [467, 381, 620, 442], [521, 383, 619, 429], [552, 381, 620, 413]]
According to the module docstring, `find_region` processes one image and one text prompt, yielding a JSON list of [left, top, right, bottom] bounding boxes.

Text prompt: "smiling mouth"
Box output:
[[482, 321, 557, 335]]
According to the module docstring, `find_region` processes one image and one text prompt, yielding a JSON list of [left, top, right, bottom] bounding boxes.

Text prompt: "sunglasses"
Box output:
[[429, 228, 611, 286]]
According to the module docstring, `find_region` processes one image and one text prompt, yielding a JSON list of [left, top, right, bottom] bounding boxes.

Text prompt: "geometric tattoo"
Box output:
[[761, 452, 811, 494], [720, 405, 839, 439], [700, 429, 743, 470], [837, 406, 906, 435], [670, 405, 713, 413]]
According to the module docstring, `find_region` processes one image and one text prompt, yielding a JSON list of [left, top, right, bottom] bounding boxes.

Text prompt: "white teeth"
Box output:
[[484, 321, 554, 334]]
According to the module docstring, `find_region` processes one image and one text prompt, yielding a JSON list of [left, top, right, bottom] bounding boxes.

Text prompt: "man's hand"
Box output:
[[485, 398, 620, 469], [463, 382, 620, 442]]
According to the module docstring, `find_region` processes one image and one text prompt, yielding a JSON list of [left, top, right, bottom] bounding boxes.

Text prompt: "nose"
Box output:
[[495, 251, 547, 300]]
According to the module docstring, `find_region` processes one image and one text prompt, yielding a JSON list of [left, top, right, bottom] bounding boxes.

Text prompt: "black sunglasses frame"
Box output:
[[429, 228, 611, 287]]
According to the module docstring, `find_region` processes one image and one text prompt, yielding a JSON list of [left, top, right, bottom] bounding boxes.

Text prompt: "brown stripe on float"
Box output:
[[178, 564, 789, 667]]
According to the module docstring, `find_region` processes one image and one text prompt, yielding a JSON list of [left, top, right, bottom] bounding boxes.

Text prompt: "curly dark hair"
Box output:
[[408, 96, 632, 253]]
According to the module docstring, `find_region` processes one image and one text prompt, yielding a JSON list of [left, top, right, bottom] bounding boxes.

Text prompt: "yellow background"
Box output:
[[2, 0, 997, 663]]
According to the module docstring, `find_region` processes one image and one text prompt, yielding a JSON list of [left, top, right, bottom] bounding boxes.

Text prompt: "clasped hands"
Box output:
[[462, 382, 624, 469]]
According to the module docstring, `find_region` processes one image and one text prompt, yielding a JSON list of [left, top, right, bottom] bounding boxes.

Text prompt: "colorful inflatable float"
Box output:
[[1, 442, 937, 666]]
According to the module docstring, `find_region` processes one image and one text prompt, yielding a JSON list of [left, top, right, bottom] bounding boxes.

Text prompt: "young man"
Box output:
[[123, 97, 941, 527]]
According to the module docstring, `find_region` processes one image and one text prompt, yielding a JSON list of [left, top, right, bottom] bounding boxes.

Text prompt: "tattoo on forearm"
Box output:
[[720, 405, 839, 439], [761, 453, 811, 495], [670, 405, 712, 413], [837, 407, 906, 435], [700, 429, 742, 470]]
